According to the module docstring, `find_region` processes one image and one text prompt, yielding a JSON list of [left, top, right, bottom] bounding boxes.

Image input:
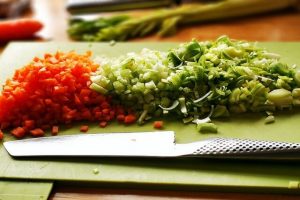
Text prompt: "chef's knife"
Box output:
[[66, 0, 180, 14], [4, 131, 300, 160]]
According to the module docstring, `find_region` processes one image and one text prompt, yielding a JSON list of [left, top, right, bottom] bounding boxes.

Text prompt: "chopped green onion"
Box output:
[[267, 89, 293, 107], [197, 122, 218, 133], [159, 100, 179, 111], [193, 91, 212, 103], [264, 115, 275, 124], [89, 83, 108, 94], [90, 36, 299, 131]]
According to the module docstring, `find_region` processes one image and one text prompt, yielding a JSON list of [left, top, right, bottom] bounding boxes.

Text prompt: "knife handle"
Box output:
[[180, 138, 300, 160]]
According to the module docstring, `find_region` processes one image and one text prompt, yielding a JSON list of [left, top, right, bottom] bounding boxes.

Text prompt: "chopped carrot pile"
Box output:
[[0, 51, 132, 138]]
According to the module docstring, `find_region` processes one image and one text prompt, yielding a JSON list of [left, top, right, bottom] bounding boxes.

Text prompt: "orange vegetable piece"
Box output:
[[99, 121, 107, 128], [80, 125, 89, 132], [153, 121, 164, 129], [11, 127, 26, 138], [51, 126, 59, 136], [124, 114, 136, 124], [0, 18, 43, 41], [30, 128, 45, 137]]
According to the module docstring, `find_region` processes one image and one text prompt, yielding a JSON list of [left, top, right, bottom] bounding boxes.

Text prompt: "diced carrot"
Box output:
[[124, 114, 136, 124], [11, 127, 26, 138], [51, 126, 59, 136], [74, 94, 81, 105], [100, 102, 110, 109], [116, 114, 125, 122], [94, 111, 102, 119], [30, 128, 44, 137], [81, 109, 92, 120], [33, 57, 40, 62], [24, 120, 35, 130], [0, 130, 3, 140], [80, 125, 89, 132], [80, 88, 91, 97], [102, 108, 110, 115], [153, 121, 164, 129], [99, 121, 107, 128]]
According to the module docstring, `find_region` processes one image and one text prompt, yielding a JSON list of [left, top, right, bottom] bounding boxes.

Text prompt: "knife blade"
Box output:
[[4, 131, 177, 157], [4, 131, 300, 160]]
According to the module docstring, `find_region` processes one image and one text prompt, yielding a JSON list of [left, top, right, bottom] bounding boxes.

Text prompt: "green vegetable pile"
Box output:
[[90, 36, 300, 133]]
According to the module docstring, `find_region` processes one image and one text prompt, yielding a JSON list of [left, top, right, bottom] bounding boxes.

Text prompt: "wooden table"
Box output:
[[14, 0, 300, 199]]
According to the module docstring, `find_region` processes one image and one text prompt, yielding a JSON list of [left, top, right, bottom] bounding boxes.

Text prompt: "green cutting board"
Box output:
[[1, 42, 300, 194], [0, 180, 52, 200]]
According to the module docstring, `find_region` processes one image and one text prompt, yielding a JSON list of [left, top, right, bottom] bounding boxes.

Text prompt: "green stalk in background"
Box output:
[[68, 0, 297, 41]]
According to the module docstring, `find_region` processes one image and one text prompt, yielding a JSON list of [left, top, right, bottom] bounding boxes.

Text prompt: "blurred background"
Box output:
[[0, 0, 299, 43]]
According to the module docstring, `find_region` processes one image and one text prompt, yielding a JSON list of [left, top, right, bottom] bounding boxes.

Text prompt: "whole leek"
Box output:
[[68, 0, 297, 41]]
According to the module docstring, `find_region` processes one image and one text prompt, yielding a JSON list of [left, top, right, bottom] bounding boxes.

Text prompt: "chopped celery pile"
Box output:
[[90, 36, 300, 130]]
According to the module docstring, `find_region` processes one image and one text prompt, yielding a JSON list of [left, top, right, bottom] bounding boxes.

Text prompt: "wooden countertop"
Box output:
[[8, 0, 300, 199]]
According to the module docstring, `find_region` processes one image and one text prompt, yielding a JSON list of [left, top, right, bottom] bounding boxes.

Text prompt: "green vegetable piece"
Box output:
[[292, 88, 300, 106], [205, 53, 220, 65], [182, 116, 194, 123], [229, 88, 241, 104], [184, 40, 202, 61], [269, 62, 292, 76], [113, 81, 125, 93], [264, 115, 275, 124], [216, 35, 232, 45], [267, 89, 293, 106], [250, 83, 266, 97], [178, 97, 187, 115], [158, 16, 181, 37], [160, 97, 171, 107], [212, 105, 230, 118], [90, 75, 109, 87], [138, 110, 148, 125], [229, 104, 247, 114], [132, 82, 145, 93], [159, 100, 179, 111], [197, 122, 218, 134], [294, 71, 300, 86], [140, 21, 157, 37], [89, 83, 108, 94], [234, 66, 254, 78], [224, 46, 243, 58], [168, 52, 182, 67], [68, 15, 129, 40], [193, 91, 212, 104], [292, 88, 300, 98]]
